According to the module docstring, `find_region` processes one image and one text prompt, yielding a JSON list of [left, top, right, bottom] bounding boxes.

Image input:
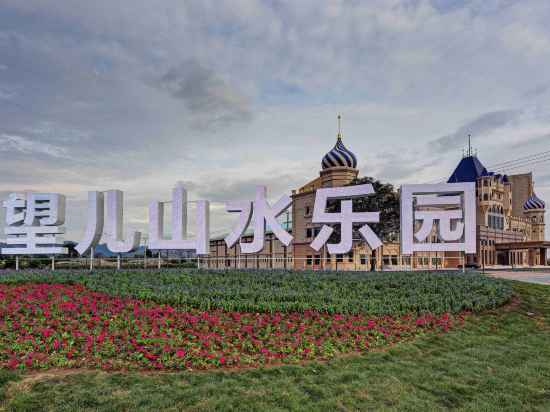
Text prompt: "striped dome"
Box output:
[[523, 193, 545, 210], [321, 137, 357, 170]]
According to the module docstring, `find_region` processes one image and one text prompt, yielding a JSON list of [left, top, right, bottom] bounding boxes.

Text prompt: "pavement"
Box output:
[[487, 270, 550, 285]]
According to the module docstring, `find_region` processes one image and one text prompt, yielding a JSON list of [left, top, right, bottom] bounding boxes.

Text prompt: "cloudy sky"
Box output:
[[1, 0, 549, 241]]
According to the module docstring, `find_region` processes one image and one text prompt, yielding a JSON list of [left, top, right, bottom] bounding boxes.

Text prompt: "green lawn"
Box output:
[[1, 280, 549, 411]]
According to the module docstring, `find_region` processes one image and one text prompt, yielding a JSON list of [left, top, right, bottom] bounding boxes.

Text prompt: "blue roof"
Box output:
[[447, 155, 489, 183]]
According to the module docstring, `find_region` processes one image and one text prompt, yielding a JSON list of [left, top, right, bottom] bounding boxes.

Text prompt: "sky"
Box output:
[[0, 0, 549, 241]]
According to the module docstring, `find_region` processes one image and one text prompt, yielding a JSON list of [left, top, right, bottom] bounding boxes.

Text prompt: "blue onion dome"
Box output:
[[523, 193, 546, 210], [321, 136, 358, 169]]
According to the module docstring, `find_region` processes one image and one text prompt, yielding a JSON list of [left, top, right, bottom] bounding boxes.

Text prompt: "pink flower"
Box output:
[[7, 358, 19, 370], [144, 352, 158, 361], [97, 332, 106, 344], [176, 349, 186, 358]]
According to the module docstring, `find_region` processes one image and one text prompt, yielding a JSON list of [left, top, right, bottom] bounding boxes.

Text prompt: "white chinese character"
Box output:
[[400, 183, 476, 254], [148, 182, 210, 255], [75, 190, 141, 255], [2, 193, 67, 255], [3, 193, 26, 225], [310, 184, 382, 254], [225, 186, 292, 254]]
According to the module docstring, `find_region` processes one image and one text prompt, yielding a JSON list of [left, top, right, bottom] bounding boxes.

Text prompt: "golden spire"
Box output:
[[337, 114, 342, 139]]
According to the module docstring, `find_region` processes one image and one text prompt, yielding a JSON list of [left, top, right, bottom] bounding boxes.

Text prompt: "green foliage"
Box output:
[[325, 176, 400, 242], [0, 269, 512, 315], [1, 281, 550, 411], [349, 176, 401, 242]]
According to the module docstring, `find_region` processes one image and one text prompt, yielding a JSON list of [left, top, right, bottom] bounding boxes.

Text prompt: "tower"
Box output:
[[523, 193, 546, 241], [319, 115, 359, 187]]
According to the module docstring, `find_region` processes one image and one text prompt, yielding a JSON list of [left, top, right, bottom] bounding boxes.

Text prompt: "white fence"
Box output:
[[1, 254, 546, 272], [0, 254, 485, 272]]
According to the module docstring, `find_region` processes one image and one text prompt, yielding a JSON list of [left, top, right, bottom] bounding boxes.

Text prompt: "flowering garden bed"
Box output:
[[0, 269, 512, 314], [0, 270, 512, 371]]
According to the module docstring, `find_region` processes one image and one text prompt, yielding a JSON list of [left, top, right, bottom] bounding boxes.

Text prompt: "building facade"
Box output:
[[205, 127, 547, 270]]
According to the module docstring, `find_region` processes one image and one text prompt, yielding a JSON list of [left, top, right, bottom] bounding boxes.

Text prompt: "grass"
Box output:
[[0, 269, 512, 315], [0, 280, 549, 411]]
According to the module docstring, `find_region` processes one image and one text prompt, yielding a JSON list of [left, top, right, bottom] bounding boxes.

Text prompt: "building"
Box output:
[[448, 150, 548, 267], [205, 122, 547, 270]]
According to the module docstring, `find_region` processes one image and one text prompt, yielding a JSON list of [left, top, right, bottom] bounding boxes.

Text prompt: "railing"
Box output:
[[1, 254, 546, 272]]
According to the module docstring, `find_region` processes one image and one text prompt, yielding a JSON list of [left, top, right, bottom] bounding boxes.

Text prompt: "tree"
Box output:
[[326, 176, 400, 243]]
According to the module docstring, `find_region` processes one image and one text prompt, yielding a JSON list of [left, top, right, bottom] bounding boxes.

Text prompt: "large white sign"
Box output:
[[224, 186, 292, 254], [310, 184, 382, 254], [400, 183, 476, 254], [1, 182, 476, 256]]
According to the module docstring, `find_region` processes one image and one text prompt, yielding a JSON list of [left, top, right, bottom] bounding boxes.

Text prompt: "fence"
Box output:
[[2, 253, 546, 272], [0, 254, 476, 271]]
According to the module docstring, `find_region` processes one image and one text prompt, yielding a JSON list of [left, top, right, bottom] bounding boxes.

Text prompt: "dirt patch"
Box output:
[[4, 369, 104, 399]]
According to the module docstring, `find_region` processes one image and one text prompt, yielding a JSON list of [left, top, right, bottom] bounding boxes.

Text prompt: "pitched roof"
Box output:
[[447, 155, 489, 183]]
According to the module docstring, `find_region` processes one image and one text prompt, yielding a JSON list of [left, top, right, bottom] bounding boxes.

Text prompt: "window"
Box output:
[[305, 206, 311, 216], [306, 228, 312, 238], [348, 252, 354, 262], [383, 255, 391, 265], [306, 255, 312, 265], [360, 254, 367, 265], [391, 256, 398, 265], [336, 254, 343, 263], [314, 255, 321, 265]]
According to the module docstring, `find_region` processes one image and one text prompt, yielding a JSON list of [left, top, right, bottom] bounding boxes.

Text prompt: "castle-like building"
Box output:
[[206, 123, 548, 269]]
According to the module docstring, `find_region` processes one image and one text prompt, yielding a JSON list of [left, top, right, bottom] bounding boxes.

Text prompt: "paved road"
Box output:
[[487, 270, 550, 285]]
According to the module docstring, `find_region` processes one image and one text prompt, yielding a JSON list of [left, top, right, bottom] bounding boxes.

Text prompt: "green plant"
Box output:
[[0, 269, 512, 315]]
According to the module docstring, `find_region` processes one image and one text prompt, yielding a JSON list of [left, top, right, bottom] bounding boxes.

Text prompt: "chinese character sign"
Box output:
[[224, 186, 292, 254], [2, 193, 67, 255], [310, 184, 382, 254], [1, 181, 478, 257], [148, 182, 210, 255], [400, 183, 476, 254], [75, 190, 142, 255]]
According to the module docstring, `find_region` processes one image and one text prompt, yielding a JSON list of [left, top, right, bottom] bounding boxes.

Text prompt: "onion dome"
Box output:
[[321, 136, 357, 169], [523, 193, 546, 210]]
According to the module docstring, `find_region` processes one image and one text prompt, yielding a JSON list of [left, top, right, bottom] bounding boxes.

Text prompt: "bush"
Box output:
[[0, 269, 512, 315]]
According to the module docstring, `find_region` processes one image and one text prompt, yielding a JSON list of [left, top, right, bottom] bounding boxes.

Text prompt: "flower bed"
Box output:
[[0, 269, 512, 315], [0, 283, 465, 371]]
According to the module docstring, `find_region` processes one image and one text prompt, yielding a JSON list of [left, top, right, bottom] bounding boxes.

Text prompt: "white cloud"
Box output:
[[0, 133, 68, 158], [0, 0, 549, 239]]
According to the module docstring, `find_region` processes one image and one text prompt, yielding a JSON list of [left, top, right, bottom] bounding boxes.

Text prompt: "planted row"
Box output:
[[0, 283, 462, 371], [0, 269, 512, 316]]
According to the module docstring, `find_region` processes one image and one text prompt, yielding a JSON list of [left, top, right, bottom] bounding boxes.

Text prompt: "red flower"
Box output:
[[7, 358, 19, 370], [0, 283, 463, 372], [42, 328, 54, 338]]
